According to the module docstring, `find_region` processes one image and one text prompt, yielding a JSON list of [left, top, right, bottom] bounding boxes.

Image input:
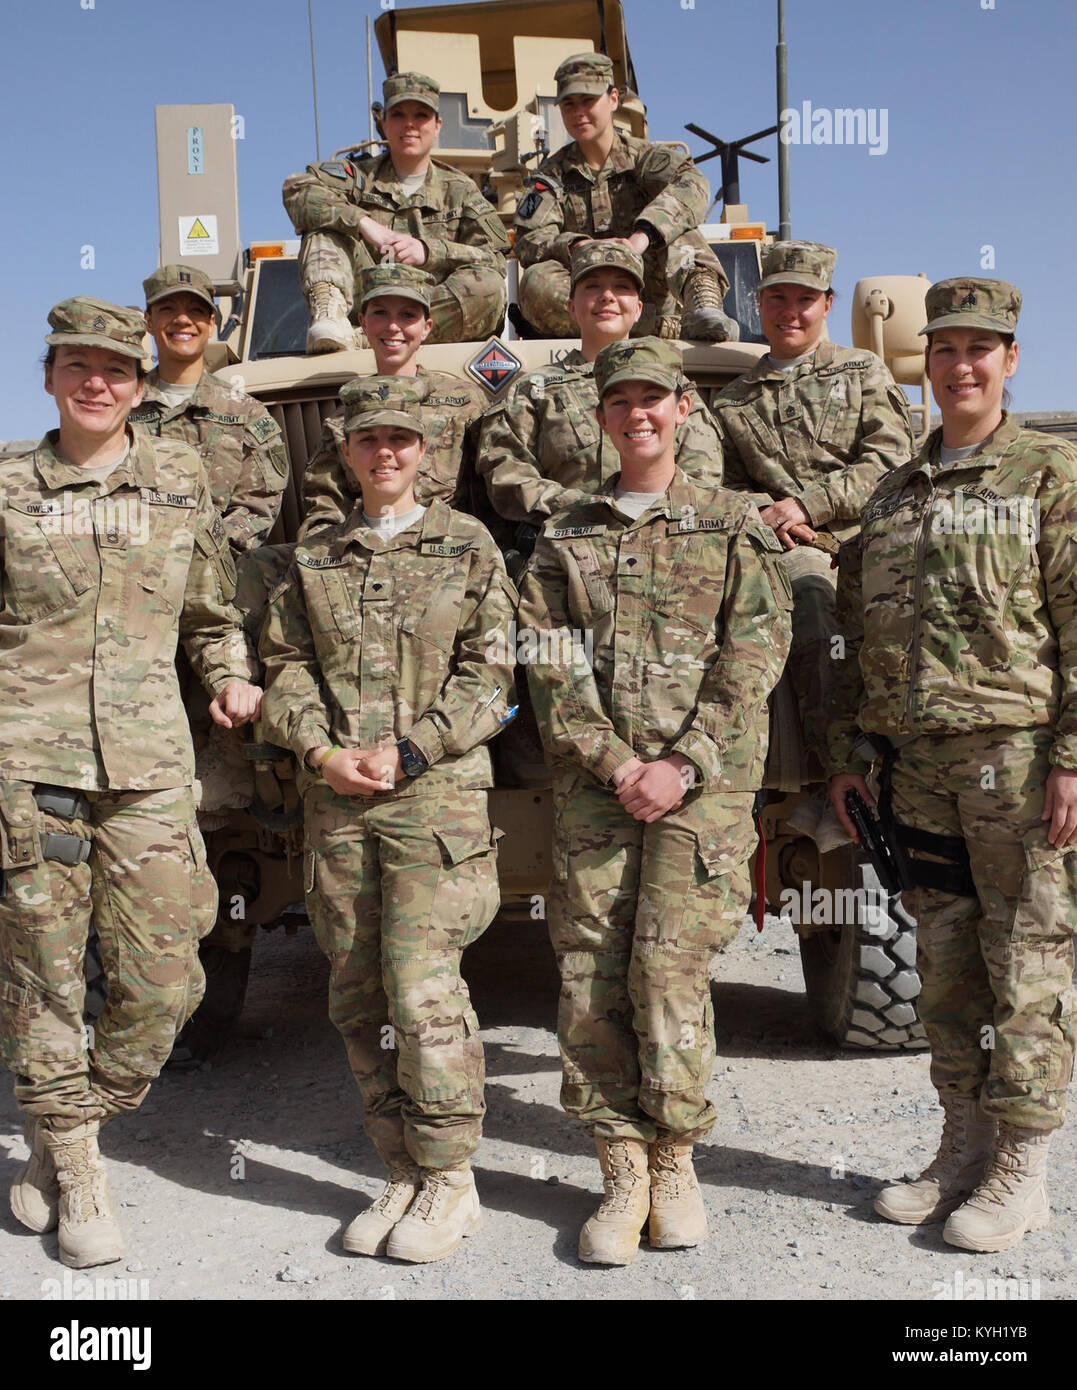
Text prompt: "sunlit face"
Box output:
[[927, 327, 1018, 427], [596, 378, 690, 467], [383, 100, 441, 162], [568, 268, 643, 344], [45, 345, 144, 442], [759, 283, 832, 358], [558, 88, 618, 144], [144, 292, 214, 369], [359, 295, 433, 369], [342, 423, 424, 514]]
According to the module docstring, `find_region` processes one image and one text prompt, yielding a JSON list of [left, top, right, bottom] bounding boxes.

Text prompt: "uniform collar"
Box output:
[[593, 466, 691, 524], [336, 496, 454, 554], [913, 411, 1022, 481], [34, 427, 161, 492], [370, 154, 443, 208], [564, 129, 632, 179], [141, 367, 218, 415]]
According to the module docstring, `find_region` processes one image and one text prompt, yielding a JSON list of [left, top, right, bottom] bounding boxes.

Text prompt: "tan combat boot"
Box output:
[[875, 1094, 995, 1225], [680, 271, 740, 343], [385, 1166, 482, 1263], [305, 282, 356, 353], [44, 1122, 124, 1269], [342, 1162, 422, 1256], [648, 1137, 707, 1249], [943, 1125, 1051, 1252], [578, 1136, 651, 1266], [10, 1118, 60, 1233]]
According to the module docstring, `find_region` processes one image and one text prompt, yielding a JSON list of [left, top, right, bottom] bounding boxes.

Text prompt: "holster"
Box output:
[[874, 736, 977, 898]]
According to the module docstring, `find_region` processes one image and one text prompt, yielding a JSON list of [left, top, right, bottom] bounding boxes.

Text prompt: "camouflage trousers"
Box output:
[[517, 228, 726, 338], [892, 728, 1077, 1132], [546, 771, 756, 1144], [298, 230, 506, 344], [0, 783, 215, 1133], [784, 543, 838, 777], [303, 782, 500, 1170]]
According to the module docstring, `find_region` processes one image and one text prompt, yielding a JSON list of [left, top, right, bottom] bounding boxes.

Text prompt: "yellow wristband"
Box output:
[[310, 745, 341, 776]]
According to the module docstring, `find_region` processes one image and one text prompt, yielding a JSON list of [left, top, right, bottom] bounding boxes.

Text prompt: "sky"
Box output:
[[2, 0, 1074, 440]]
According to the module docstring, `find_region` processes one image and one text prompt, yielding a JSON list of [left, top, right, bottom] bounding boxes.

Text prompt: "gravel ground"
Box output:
[[1, 913, 1074, 1305]]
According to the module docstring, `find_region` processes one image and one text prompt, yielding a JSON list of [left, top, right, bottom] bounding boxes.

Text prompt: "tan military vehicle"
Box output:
[[152, 0, 946, 1059]]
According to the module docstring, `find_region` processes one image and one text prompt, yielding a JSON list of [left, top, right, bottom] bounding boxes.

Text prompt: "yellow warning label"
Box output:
[[187, 218, 211, 239]]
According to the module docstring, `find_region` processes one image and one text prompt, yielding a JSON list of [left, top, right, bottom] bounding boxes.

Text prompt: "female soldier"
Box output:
[[713, 241, 915, 850], [517, 338, 790, 1264], [259, 377, 516, 1264], [299, 262, 487, 539], [828, 278, 1077, 1252], [2, 298, 260, 1268]]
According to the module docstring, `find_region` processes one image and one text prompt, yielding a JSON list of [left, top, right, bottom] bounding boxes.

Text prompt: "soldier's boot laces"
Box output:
[[10, 1118, 61, 1233], [874, 1094, 996, 1225], [305, 282, 357, 354], [342, 1163, 422, 1256], [578, 1136, 651, 1266], [648, 1138, 707, 1249], [385, 1166, 482, 1264], [943, 1125, 1051, 1252], [44, 1123, 124, 1269], [680, 272, 740, 343]]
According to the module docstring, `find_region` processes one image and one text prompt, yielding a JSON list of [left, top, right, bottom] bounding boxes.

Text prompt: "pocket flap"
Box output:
[[433, 830, 493, 867], [0, 782, 44, 872]]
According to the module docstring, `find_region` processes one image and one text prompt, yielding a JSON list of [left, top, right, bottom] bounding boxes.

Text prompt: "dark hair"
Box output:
[[42, 344, 147, 380]]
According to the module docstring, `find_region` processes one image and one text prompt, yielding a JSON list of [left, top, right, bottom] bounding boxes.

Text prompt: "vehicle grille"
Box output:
[[262, 394, 341, 544]]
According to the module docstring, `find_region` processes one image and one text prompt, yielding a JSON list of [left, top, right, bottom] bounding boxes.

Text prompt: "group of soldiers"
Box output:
[[1, 51, 1073, 1279]]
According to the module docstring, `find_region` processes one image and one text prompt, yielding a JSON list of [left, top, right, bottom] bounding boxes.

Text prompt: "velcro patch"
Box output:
[[298, 553, 348, 569], [420, 542, 472, 557], [548, 525, 606, 539], [247, 415, 279, 441], [673, 517, 730, 534], [18, 500, 63, 516], [142, 489, 196, 507]]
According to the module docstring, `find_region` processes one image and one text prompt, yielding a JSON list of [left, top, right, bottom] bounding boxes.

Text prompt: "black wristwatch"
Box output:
[[397, 738, 428, 778]]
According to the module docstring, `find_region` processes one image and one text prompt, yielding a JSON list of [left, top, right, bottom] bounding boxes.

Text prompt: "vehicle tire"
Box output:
[[166, 943, 253, 1069], [798, 852, 928, 1050], [83, 931, 108, 1023]]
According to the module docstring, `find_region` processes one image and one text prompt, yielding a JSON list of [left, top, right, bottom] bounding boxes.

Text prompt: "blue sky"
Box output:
[[2, 0, 1073, 439]]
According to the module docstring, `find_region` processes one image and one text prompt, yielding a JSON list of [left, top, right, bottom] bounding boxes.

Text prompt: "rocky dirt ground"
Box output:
[[1, 913, 1073, 1308]]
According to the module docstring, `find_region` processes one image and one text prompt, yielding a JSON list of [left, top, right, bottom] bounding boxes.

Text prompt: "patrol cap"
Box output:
[[759, 240, 837, 292], [45, 297, 147, 360], [383, 71, 440, 113], [570, 240, 644, 291], [555, 52, 615, 101], [358, 263, 434, 311], [594, 337, 682, 397], [340, 376, 426, 436], [143, 263, 216, 310], [919, 277, 1021, 336]]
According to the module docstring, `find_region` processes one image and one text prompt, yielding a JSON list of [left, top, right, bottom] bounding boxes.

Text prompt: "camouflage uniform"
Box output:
[[477, 349, 724, 529], [259, 389, 518, 1169], [129, 369, 288, 556], [518, 422, 791, 1141], [283, 124, 509, 344], [829, 409, 1077, 1130], [514, 129, 727, 339], [299, 368, 487, 539], [0, 395, 256, 1131], [713, 243, 914, 767]]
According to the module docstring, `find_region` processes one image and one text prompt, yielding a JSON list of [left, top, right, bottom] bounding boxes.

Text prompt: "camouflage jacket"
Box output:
[[827, 415, 1077, 776], [299, 368, 488, 539], [712, 342, 915, 541], [129, 369, 288, 555], [514, 131, 711, 269], [282, 153, 509, 281], [0, 431, 256, 791], [477, 349, 723, 526], [260, 500, 517, 795], [517, 470, 792, 791]]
